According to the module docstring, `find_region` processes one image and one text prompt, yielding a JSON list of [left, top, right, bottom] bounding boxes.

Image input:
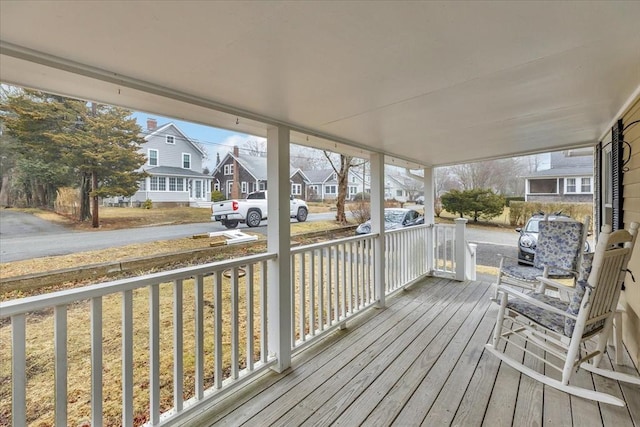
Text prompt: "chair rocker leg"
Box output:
[[484, 344, 626, 407], [579, 361, 640, 385]]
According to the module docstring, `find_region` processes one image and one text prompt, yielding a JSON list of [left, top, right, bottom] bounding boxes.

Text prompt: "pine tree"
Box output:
[[1, 88, 147, 225]]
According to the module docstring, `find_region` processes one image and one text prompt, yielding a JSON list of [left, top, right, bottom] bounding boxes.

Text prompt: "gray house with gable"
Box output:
[[524, 149, 594, 203], [131, 119, 212, 207], [212, 146, 308, 199]]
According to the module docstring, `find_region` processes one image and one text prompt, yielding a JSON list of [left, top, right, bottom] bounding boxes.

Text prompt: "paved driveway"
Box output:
[[0, 209, 69, 237]]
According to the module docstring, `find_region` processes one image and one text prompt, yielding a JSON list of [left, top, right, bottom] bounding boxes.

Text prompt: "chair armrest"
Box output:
[[536, 276, 578, 294], [498, 284, 577, 320], [497, 253, 533, 266], [538, 263, 578, 277]]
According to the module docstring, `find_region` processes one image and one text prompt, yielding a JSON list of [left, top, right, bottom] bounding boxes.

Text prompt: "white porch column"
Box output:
[[370, 153, 385, 307], [266, 125, 292, 372], [454, 218, 468, 281], [423, 167, 435, 273]]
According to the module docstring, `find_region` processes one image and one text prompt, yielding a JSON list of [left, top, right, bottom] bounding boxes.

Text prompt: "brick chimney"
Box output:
[[232, 145, 240, 198], [147, 118, 157, 131]]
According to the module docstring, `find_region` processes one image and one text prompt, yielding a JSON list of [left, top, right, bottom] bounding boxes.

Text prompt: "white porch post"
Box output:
[[454, 218, 468, 281], [267, 125, 292, 372], [371, 153, 385, 307], [423, 167, 434, 273]]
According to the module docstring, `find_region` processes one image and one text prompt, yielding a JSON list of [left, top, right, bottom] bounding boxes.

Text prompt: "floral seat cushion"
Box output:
[[506, 253, 604, 338], [506, 292, 569, 335], [564, 252, 603, 336], [501, 265, 574, 282], [534, 220, 584, 272]]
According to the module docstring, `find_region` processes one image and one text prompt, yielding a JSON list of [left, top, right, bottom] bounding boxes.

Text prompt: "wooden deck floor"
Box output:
[[194, 276, 640, 427]]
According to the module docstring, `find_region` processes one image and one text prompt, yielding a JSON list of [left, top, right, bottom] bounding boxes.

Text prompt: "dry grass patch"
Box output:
[[0, 236, 232, 279], [0, 274, 266, 426]]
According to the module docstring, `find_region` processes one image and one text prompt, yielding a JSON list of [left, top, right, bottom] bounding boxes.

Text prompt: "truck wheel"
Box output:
[[246, 210, 262, 227], [296, 207, 308, 222], [222, 220, 239, 229]]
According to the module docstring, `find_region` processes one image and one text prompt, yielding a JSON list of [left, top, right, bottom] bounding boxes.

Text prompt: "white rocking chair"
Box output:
[[485, 222, 639, 406], [493, 216, 590, 300]]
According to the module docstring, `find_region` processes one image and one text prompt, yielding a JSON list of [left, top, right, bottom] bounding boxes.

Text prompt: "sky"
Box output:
[[130, 111, 264, 172]]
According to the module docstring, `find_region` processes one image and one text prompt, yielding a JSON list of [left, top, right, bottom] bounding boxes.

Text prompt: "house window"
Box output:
[[396, 189, 403, 197], [325, 185, 337, 194], [158, 177, 166, 191], [166, 135, 175, 144], [195, 180, 202, 198], [349, 186, 357, 195], [292, 183, 301, 195], [214, 182, 220, 191], [259, 182, 266, 191], [182, 153, 191, 169], [139, 179, 146, 191], [149, 149, 158, 166], [331, 173, 337, 181], [250, 182, 256, 193], [150, 176, 159, 191], [241, 182, 248, 194], [565, 177, 592, 194], [581, 177, 592, 193], [224, 164, 234, 175], [528, 178, 558, 194], [169, 177, 184, 191]]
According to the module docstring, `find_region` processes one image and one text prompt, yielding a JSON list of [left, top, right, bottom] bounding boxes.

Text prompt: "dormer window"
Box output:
[[166, 135, 175, 144]]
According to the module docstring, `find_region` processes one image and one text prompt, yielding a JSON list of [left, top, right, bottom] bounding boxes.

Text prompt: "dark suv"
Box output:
[[516, 213, 589, 264]]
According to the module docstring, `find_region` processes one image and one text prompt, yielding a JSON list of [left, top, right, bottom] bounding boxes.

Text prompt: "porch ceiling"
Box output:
[[1, 1, 639, 167]]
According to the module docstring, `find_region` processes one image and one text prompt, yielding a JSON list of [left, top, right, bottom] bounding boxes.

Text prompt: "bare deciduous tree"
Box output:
[[243, 139, 267, 157], [323, 151, 365, 224]]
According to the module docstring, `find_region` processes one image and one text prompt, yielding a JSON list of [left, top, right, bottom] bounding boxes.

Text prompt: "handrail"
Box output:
[[0, 252, 277, 317]]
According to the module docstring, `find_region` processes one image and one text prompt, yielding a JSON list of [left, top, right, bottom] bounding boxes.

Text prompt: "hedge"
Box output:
[[509, 201, 593, 230]]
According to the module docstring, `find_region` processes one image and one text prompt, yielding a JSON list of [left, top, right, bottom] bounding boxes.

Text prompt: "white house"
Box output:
[[303, 168, 368, 201], [131, 119, 212, 207], [385, 172, 424, 203]]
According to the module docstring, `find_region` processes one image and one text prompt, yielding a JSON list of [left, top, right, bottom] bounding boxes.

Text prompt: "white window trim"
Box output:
[[182, 152, 191, 169], [166, 135, 175, 144], [564, 176, 593, 194], [241, 181, 248, 194], [224, 163, 234, 175], [148, 149, 159, 166], [292, 183, 302, 195]]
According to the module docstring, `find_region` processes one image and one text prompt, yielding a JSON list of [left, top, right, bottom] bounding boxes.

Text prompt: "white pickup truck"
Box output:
[[211, 190, 309, 228]]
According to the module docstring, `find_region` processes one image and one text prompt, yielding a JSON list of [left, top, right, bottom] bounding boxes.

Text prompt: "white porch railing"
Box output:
[[290, 234, 377, 352], [433, 223, 456, 278], [1, 253, 276, 427], [0, 220, 472, 426], [385, 224, 430, 294]]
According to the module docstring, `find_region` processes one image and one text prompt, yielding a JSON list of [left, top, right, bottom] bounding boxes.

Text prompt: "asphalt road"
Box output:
[[0, 210, 520, 266], [0, 210, 339, 263]]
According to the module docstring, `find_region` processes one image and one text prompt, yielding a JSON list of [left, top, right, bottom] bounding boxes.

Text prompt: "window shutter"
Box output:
[[594, 141, 602, 235], [612, 119, 624, 231]]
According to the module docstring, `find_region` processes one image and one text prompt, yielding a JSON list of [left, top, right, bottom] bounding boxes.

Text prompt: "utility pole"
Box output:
[[91, 102, 100, 228]]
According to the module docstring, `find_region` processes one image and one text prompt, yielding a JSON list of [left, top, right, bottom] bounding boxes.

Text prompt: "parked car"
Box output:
[[355, 208, 424, 235], [516, 212, 590, 264], [211, 190, 308, 228]]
